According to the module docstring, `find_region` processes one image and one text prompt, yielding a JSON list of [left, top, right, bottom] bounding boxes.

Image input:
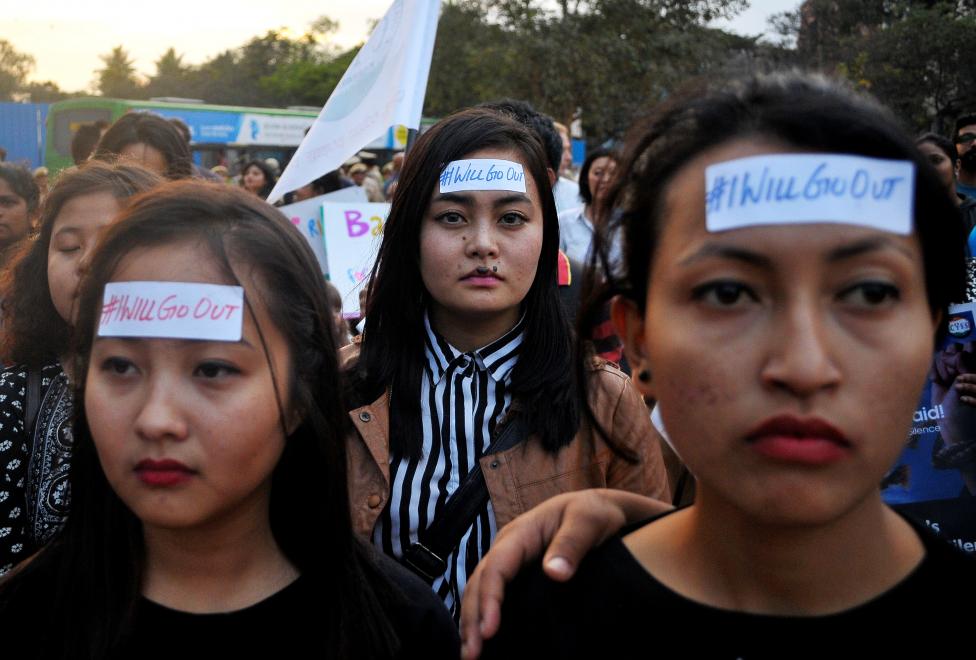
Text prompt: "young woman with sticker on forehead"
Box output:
[[460, 73, 976, 658], [0, 182, 458, 658], [0, 161, 162, 576], [344, 108, 670, 617]]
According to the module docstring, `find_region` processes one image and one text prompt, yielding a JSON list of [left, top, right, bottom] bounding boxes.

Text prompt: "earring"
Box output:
[[638, 369, 651, 383]]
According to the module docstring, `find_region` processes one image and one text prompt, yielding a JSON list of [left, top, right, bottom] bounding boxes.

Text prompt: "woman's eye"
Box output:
[[194, 362, 240, 379], [100, 357, 136, 376], [436, 212, 464, 225], [692, 281, 758, 307], [58, 245, 81, 254], [499, 212, 527, 226], [839, 282, 901, 307]]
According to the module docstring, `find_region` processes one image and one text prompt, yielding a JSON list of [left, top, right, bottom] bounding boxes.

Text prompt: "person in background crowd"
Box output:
[[0, 182, 459, 658], [325, 280, 351, 347], [292, 170, 348, 202], [463, 72, 976, 659], [916, 133, 976, 238], [71, 124, 103, 166], [552, 121, 581, 214], [93, 112, 193, 180], [166, 118, 222, 182], [342, 108, 669, 620], [210, 165, 231, 183], [265, 157, 281, 179], [358, 151, 385, 188], [954, 114, 976, 199], [349, 163, 385, 202], [0, 163, 40, 267], [0, 162, 162, 576], [384, 151, 404, 199], [0, 147, 6, 161], [557, 147, 615, 266], [32, 167, 49, 201], [239, 159, 276, 199]]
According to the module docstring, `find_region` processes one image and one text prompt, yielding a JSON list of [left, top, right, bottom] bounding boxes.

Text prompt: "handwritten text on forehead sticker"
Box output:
[[439, 159, 527, 194], [704, 154, 914, 235], [98, 282, 244, 342]]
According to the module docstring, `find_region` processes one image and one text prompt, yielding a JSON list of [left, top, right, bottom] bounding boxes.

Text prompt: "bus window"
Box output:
[[52, 108, 112, 157]]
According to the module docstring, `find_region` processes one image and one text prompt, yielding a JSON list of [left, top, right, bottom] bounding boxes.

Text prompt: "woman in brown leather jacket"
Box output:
[[342, 108, 669, 617]]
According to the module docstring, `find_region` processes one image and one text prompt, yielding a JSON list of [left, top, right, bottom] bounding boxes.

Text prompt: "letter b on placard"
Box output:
[[345, 210, 369, 238]]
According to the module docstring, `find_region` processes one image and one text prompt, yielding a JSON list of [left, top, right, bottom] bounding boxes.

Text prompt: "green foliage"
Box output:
[[778, 1, 976, 132], [424, 0, 756, 142], [0, 40, 35, 101], [96, 46, 146, 99]]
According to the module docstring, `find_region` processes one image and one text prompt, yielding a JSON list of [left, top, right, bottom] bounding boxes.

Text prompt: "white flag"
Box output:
[[267, 0, 442, 203]]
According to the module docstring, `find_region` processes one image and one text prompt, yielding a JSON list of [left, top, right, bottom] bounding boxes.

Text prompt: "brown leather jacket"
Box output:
[[341, 344, 670, 536]]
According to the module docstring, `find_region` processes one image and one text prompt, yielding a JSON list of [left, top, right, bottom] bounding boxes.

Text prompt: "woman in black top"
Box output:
[[476, 72, 976, 658], [0, 182, 457, 658]]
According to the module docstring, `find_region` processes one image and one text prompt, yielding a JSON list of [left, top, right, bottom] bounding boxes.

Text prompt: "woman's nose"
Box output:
[[760, 298, 843, 398]]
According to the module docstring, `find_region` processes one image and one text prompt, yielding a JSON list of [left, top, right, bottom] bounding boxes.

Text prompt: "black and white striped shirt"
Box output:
[[373, 313, 524, 615]]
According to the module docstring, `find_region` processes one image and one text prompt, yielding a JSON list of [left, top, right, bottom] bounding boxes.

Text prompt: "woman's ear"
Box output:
[[610, 295, 655, 399]]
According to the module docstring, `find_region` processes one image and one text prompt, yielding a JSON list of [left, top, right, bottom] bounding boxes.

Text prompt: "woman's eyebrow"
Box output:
[[431, 192, 475, 205], [679, 243, 772, 268], [827, 236, 916, 262], [492, 193, 532, 207]]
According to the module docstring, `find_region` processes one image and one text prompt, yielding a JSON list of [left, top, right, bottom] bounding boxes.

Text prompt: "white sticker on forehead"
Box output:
[[704, 154, 915, 235], [438, 159, 527, 194], [98, 282, 244, 342]]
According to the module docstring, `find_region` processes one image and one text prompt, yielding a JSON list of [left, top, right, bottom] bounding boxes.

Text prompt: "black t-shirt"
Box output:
[[484, 513, 976, 659], [115, 556, 459, 659]]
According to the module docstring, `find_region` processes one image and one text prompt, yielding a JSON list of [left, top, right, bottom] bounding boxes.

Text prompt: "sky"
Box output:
[[4, 0, 798, 94]]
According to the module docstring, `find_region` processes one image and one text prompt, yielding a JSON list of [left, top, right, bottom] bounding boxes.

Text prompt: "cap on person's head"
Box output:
[[33, 166, 49, 178], [349, 163, 368, 175]]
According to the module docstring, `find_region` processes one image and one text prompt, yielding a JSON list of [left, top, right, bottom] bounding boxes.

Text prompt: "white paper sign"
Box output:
[[321, 202, 391, 317], [438, 159, 527, 193], [704, 154, 915, 234], [98, 282, 244, 341], [267, 0, 442, 203], [279, 186, 368, 276]]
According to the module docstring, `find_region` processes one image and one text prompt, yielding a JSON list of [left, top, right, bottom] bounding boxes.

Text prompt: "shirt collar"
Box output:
[[423, 312, 525, 384]]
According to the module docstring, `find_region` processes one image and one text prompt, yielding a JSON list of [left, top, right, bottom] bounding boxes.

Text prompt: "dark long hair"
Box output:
[[583, 72, 965, 346], [351, 108, 580, 457], [0, 161, 162, 367], [0, 182, 401, 658], [92, 112, 193, 180], [578, 147, 614, 206], [240, 159, 277, 198]]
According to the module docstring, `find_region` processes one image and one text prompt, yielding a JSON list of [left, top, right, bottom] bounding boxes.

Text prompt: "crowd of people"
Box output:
[[0, 68, 973, 658]]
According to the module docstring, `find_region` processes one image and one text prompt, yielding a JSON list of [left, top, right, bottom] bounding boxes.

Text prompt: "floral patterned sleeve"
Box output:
[[0, 367, 29, 575]]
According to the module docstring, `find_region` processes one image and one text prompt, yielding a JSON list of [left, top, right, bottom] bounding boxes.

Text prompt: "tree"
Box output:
[[423, 0, 756, 143], [771, 1, 976, 132], [21, 80, 71, 103], [145, 48, 193, 99], [0, 39, 35, 100], [96, 46, 145, 99]]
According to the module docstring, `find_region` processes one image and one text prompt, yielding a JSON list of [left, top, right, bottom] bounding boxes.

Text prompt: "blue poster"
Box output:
[[883, 302, 976, 553]]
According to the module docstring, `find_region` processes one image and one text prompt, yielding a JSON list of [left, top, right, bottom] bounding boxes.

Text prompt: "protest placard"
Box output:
[[321, 202, 391, 317], [278, 186, 367, 276], [884, 301, 976, 554], [267, 0, 442, 203]]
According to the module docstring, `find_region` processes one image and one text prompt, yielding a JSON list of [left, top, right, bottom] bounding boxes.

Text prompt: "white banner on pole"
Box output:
[[267, 0, 442, 203]]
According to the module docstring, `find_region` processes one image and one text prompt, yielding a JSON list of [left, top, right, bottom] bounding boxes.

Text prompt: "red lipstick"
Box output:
[[134, 458, 195, 486], [746, 416, 852, 465]]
